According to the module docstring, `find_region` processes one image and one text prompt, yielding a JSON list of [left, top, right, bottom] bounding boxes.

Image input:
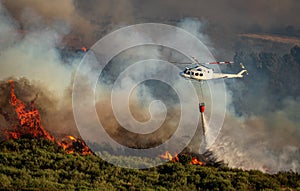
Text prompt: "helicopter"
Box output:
[[178, 57, 248, 81]]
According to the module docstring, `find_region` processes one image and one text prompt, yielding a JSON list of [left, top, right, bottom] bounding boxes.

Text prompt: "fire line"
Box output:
[[1, 80, 92, 155]]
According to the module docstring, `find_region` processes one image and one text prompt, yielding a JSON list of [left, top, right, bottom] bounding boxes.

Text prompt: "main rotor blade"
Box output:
[[169, 61, 193, 64], [207, 61, 234, 64], [240, 63, 245, 69]]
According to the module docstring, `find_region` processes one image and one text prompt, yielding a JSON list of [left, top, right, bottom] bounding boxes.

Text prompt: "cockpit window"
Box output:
[[197, 68, 202, 71], [190, 65, 198, 69]]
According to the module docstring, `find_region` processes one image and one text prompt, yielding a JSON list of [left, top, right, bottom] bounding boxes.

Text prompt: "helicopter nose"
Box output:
[[179, 72, 184, 77]]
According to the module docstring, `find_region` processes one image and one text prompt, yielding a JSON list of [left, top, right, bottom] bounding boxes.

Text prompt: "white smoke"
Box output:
[[0, 3, 75, 99], [211, 96, 300, 173], [1, 0, 299, 172], [178, 17, 300, 173], [0, 2, 81, 137]]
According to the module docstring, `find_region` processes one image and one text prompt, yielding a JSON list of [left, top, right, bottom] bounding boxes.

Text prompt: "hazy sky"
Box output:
[[3, 0, 300, 48], [72, 0, 300, 32], [132, 0, 300, 30]]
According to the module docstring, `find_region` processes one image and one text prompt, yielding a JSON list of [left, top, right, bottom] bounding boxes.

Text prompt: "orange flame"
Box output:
[[67, 135, 77, 141], [81, 46, 87, 52], [160, 151, 179, 162], [59, 135, 93, 155], [190, 157, 205, 166], [2, 80, 92, 155], [160, 151, 205, 165], [6, 80, 55, 142]]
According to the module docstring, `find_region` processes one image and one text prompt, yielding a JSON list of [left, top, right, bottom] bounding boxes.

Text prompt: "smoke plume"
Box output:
[[1, 0, 300, 172], [2, 0, 95, 45], [0, 2, 80, 137], [209, 46, 300, 172]]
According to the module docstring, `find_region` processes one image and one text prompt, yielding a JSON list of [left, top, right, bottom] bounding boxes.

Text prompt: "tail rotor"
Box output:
[[240, 63, 248, 75]]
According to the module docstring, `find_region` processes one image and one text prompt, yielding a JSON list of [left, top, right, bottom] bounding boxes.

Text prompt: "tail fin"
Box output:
[[237, 69, 248, 77], [237, 63, 248, 77]]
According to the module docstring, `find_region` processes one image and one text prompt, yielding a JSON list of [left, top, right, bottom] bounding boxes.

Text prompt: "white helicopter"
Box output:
[[178, 57, 248, 81]]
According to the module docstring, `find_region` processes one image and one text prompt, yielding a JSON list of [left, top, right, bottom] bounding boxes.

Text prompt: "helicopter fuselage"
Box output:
[[180, 65, 213, 81], [180, 65, 247, 81]]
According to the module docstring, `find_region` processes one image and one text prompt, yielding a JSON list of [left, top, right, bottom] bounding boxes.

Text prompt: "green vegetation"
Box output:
[[0, 138, 299, 190]]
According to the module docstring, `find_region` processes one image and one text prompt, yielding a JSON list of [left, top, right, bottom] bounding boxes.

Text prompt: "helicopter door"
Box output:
[[205, 69, 213, 79]]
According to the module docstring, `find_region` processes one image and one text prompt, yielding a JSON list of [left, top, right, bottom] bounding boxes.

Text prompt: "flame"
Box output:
[[160, 150, 173, 160], [159, 151, 179, 162], [160, 151, 205, 165], [5, 80, 55, 142], [9, 132, 20, 139], [81, 46, 87, 52], [2, 80, 92, 155], [190, 157, 205, 166], [67, 135, 77, 141], [60, 135, 93, 155]]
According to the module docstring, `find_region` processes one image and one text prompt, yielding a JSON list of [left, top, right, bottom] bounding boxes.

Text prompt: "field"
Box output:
[[0, 138, 299, 190]]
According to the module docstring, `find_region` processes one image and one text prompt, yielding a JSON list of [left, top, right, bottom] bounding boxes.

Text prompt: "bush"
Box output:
[[0, 138, 299, 190]]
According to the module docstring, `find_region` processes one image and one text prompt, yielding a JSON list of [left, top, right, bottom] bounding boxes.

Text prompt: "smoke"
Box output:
[[211, 98, 300, 173], [0, 2, 76, 98], [0, 2, 80, 136], [132, 0, 300, 30], [210, 66, 300, 172], [0, 1, 207, 156], [175, 16, 300, 173], [75, 45, 202, 152], [131, 0, 300, 59], [2, 0, 95, 45], [4, 0, 299, 58], [74, 0, 135, 25], [1, 0, 300, 172]]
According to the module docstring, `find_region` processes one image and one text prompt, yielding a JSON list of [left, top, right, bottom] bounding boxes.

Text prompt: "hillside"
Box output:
[[225, 45, 300, 115], [0, 138, 299, 190]]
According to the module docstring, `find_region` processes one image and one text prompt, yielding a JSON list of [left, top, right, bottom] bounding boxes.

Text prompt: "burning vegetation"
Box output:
[[160, 150, 224, 167], [0, 79, 224, 167], [0, 80, 92, 155], [4, 80, 55, 142], [160, 151, 205, 166]]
